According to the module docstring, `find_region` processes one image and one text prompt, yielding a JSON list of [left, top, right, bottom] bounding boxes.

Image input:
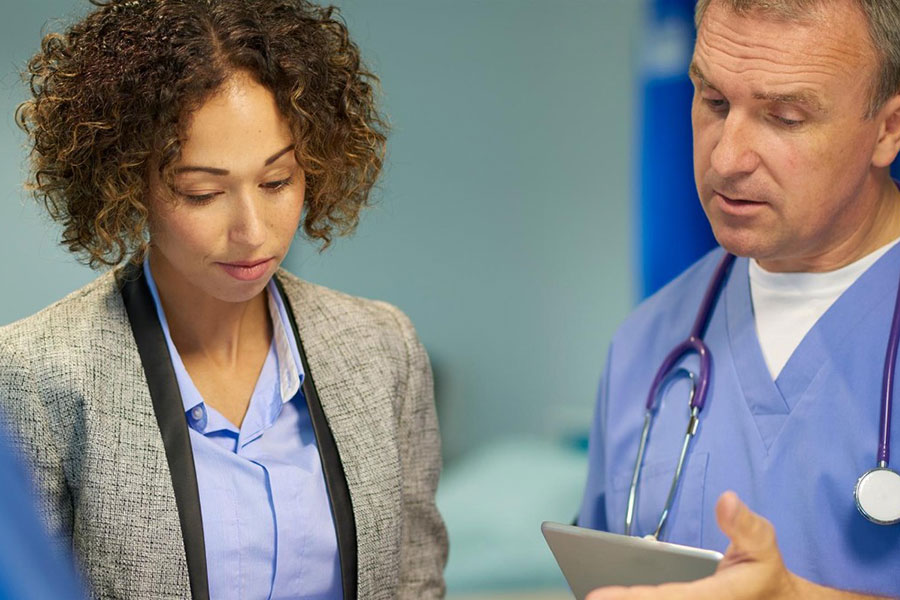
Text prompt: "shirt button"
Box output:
[[191, 406, 204, 421]]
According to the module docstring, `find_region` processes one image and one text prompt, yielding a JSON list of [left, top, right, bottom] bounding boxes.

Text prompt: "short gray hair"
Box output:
[[694, 0, 900, 117]]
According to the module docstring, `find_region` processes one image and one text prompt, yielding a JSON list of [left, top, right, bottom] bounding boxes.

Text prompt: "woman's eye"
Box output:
[[181, 192, 221, 205], [261, 177, 293, 192]]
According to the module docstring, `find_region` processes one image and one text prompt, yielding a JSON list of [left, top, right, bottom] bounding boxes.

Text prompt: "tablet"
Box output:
[[541, 522, 723, 599]]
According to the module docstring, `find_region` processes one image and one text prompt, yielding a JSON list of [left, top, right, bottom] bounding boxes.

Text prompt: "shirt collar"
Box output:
[[141, 258, 305, 419], [265, 277, 304, 403]]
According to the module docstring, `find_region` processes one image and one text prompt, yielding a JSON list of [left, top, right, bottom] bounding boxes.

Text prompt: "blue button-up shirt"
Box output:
[[143, 260, 342, 600]]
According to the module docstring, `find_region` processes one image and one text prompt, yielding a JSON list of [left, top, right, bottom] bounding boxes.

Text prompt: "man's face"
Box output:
[[691, 0, 887, 270]]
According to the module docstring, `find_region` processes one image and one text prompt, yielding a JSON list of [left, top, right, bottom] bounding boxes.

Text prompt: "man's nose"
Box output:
[[709, 113, 761, 179]]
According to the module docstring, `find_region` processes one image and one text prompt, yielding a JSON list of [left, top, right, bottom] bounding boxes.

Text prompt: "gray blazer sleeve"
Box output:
[[378, 303, 449, 599], [0, 341, 74, 550]]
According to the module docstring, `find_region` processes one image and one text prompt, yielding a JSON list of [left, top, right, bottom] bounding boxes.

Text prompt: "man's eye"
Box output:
[[773, 115, 804, 127], [703, 97, 729, 112]]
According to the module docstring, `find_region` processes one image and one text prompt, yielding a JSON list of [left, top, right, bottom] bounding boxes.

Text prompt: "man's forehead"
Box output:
[[692, 1, 875, 102], [696, 0, 874, 64], [699, 0, 828, 27]]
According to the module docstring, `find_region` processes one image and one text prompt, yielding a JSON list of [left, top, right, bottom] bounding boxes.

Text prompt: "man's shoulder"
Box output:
[[615, 247, 727, 344]]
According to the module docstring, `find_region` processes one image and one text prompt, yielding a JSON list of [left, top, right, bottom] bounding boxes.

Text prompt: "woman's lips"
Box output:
[[217, 257, 274, 281]]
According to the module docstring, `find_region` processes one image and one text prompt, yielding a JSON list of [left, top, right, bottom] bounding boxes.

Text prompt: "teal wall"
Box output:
[[294, 0, 639, 459], [0, 0, 638, 461], [0, 3, 95, 323]]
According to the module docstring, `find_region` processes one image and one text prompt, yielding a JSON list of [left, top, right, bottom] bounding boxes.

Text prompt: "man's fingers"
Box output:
[[715, 491, 778, 560], [586, 577, 723, 600], [587, 584, 673, 599], [586, 586, 639, 600]]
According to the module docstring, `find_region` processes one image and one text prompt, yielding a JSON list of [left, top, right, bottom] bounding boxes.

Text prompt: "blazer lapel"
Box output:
[[118, 263, 210, 600], [118, 264, 360, 600], [275, 275, 358, 600]]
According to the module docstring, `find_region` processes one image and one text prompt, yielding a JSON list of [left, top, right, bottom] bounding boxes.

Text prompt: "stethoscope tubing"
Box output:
[[879, 268, 900, 466], [627, 253, 736, 539], [642, 253, 736, 413]]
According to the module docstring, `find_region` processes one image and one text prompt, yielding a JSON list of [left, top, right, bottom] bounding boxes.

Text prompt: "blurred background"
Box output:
[[0, 1, 716, 598]]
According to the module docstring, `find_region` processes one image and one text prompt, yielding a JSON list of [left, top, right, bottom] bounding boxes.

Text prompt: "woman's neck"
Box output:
[[147, 251, 272, 369]]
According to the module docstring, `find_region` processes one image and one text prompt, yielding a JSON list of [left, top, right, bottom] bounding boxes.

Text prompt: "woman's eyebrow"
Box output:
[[173, 165, 229, 176], [174, 144, 295, 175], [264, 144, 294, 166]]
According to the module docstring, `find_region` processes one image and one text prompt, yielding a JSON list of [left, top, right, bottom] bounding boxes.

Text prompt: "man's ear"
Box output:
[[872, 94, 900, 168]]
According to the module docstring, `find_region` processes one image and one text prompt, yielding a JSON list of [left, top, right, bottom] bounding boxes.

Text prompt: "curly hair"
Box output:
[[17, 0, 388, 268]]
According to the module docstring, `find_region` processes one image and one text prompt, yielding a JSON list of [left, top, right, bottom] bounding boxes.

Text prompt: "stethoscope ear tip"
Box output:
[[855, 467, 900, 525]]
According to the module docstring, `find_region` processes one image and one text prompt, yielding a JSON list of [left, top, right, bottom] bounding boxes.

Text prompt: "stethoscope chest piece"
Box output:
[[854, 467, 900, 525]]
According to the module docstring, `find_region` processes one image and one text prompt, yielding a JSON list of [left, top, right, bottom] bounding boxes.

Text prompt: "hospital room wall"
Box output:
[[292, 0, 640, 461], [0, 0, 641, 462]]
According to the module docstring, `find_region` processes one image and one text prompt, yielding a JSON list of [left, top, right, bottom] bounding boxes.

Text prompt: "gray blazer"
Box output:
[[0, 266, 447, 599]]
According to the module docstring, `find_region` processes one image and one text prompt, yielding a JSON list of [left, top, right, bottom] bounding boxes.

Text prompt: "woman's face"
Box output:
[[147, 70, 304, 304]]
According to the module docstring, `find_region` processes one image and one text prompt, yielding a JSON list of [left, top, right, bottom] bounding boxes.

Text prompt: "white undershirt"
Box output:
[[749, 238, 900, 379]]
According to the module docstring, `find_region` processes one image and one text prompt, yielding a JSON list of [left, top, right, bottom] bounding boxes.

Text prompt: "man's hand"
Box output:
[[586, 492, 879, 600]]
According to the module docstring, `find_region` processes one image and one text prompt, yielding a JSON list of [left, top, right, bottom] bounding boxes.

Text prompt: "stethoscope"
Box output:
[[625, 252, 900, 541]]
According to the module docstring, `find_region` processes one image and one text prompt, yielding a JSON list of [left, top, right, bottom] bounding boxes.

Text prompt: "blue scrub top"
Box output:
[[0, 425, 85, 600], [579, 246, 900, 596]]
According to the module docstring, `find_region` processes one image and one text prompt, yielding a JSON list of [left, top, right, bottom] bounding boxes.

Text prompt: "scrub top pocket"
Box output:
[[611, 452, 709, 548]]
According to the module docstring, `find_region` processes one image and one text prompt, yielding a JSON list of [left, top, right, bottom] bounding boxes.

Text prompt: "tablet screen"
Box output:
[[542, 522, 722, 600]]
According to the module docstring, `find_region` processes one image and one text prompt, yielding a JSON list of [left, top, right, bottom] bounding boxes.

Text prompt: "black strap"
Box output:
[[274, 275, 358, 600], [118, 263, 210, 600]]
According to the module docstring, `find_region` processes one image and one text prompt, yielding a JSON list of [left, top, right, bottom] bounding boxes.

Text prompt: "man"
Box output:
[[0, 424, 84, 599], [579, 0, 900, 598]]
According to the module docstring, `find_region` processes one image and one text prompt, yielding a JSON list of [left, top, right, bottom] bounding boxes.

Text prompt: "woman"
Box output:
[[0, 1, 447, 599]]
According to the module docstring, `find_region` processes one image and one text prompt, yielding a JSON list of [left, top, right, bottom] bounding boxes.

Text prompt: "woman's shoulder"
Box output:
[[0, 270, 129, 442], [278, 269, 409, 322], [275, 268, 422, 355], [0, 270, 125, 361]]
